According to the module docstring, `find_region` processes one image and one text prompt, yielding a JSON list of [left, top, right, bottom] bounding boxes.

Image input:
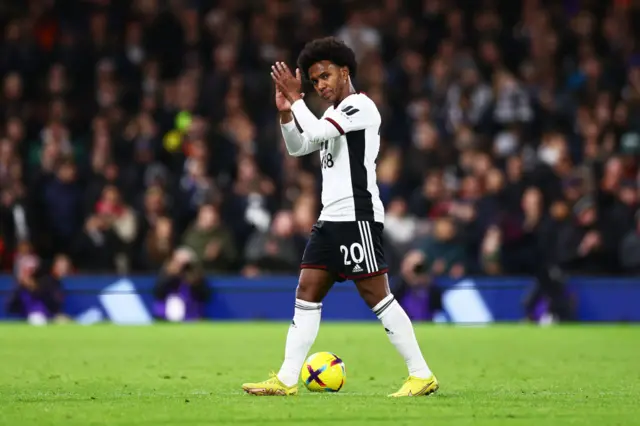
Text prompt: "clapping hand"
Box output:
[[271, 62, 303, 104]]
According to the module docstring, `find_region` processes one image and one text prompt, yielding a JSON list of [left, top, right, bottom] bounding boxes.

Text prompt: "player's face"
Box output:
[[308, 60, 349, 103]]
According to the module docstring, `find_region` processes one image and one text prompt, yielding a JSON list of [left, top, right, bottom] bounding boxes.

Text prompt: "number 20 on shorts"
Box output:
[[339, 243, 365, 266]]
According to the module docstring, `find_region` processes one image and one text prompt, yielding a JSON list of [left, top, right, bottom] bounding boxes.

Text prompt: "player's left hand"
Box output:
[[271, 62, 302, 103]]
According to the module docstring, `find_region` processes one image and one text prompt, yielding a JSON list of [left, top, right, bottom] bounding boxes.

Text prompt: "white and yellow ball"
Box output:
[[300, 352, 346, 392]]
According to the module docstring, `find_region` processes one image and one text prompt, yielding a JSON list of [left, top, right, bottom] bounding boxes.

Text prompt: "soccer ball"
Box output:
[[300, 352, 346, 392]]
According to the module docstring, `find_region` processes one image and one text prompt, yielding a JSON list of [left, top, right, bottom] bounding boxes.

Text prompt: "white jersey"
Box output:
[[282, 92, 385, 223], [316, 93, 384, 223]]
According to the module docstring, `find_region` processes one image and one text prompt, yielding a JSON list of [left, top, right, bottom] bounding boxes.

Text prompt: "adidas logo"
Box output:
[[291, 320, 296, 327], [385, 328, 394, 335], [352, 264, 363, 273]]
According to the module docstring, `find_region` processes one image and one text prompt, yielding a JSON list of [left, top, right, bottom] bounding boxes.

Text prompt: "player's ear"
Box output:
[[342, 67, 349, 81]]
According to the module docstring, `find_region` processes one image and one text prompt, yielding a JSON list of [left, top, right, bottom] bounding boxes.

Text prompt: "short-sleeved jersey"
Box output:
[[317, 93, 385, 223]]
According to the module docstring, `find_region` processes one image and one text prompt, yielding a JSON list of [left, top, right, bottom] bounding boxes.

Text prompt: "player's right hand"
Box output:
[[275, 87, 292, 112], [274, 66, 303, 112]]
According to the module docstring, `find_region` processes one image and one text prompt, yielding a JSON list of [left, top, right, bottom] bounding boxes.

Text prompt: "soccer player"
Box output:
[[242, 37, 438, 397]]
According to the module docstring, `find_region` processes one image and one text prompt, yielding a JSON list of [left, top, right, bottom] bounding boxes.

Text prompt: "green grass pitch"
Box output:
[[1, 323, 638, 426]]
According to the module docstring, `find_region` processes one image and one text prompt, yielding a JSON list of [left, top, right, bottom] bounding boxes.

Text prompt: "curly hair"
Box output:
[[297, 37, 357, 81]]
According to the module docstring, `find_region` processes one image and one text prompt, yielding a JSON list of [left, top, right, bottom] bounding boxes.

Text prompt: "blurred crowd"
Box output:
[[1, 0, 640, 301]]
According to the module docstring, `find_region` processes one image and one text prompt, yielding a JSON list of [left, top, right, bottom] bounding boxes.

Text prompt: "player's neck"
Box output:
[[334, 86, 357, 107]]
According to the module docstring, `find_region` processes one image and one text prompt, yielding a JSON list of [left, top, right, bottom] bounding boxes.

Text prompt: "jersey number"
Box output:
[[340, 243, 364, 265], [321, 152, 334, 169]]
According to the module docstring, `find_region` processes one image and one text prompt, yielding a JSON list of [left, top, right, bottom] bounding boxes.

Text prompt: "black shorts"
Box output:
[[300, 220, 388, 282]]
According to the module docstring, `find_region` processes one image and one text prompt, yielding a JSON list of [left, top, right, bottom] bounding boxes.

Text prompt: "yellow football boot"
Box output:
[[242, 372, 298, 396], [388, 374, 439, 397]]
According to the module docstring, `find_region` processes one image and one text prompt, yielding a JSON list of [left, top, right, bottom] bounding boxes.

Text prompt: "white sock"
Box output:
[[277, 298, 322, 386], [373, 294, 433, 379]]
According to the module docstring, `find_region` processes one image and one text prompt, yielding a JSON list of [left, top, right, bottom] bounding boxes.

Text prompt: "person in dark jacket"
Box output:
[[522, 200, 574, 322], [620, 210, 640, 274], [41, 160, 83, 255], [555, 196, 608, 274]]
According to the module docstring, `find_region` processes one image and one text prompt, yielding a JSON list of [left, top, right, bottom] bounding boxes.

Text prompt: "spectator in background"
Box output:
[[445, 64, 492, 133], [393, 275, 445, 323], [142, 216, 175, 271], [243, 210, 303, 276], [336, 8, 381, 61], [153, 247, 210, 322], [620, 211, 640, 274], [226, 155, 275, 247], [84, 161, 126, 211], [409, 171, 446, 218], [402, 216, 467, 280], [480, 225, 502, 275], [509, 188, 575, 323], [94, 185, 138, 271], [6, 251, 67, 325], [601, 178, 638, 270], [377, 146, 402, 206], [175, 156, 219, 233], [72, 213, 123, 272], [13, 241, 38, 278], [384, 198, 418, 274], [181, 203, 237, 273], [556, 196, 606, 275], [51, 253, 74, 279], [499, 187, 545, 275], [0, 0, 637, 299], [0, 185, 30, 260], [394, 220, 450, 322], [133, 185, 171, 270], [41, 159, 83, 255]]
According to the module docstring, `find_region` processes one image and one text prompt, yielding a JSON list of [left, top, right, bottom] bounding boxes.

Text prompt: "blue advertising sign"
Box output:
[[0, 275, 638, 324]]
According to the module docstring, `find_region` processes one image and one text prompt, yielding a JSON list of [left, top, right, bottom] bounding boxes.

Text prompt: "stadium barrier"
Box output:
[[0, 275, 638, 324]]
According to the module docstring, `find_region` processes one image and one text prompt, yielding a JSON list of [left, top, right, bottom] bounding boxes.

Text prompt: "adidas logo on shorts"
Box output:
[[352, 264, 363, 273]]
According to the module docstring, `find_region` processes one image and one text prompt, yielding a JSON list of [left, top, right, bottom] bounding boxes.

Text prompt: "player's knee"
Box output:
[[295, 280, 315, 302], [355, 275, 390, 308], [295, 285, 323, 303], [295, 269, 330, 303], [359, 290, 383, 309]]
